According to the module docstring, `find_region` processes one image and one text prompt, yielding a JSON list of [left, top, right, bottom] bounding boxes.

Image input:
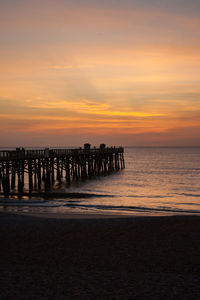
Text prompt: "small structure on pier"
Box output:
[[84, 143, 91, 150], [100, 144, 106, 150], [0, 144, 125, 197]]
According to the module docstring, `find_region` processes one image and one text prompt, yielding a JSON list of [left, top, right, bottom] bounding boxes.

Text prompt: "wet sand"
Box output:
[[0, 212, 200, 299]]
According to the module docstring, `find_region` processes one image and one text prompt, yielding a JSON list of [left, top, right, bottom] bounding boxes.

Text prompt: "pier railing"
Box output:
[[0, 147, 124, 161]]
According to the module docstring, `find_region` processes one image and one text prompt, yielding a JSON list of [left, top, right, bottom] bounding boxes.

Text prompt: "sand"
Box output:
[[0, 212, 200, 299]]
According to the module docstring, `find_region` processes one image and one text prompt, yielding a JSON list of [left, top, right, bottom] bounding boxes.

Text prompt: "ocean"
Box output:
[[1, 147, 200, 216]]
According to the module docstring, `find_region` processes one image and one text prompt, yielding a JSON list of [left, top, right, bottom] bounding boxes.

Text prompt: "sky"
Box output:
[[0, 0, 200, 147]]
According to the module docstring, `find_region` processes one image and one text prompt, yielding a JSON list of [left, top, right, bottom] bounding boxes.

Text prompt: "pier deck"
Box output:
[[0, 145, 125, 197]]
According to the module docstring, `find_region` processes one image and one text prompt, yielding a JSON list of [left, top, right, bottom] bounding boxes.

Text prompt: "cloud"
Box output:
[[50, 64, 92, 70], [25, 98, 164, 118]]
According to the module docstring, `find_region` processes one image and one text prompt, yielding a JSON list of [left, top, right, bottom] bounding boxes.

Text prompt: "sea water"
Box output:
[[1, 147, 200, 216]]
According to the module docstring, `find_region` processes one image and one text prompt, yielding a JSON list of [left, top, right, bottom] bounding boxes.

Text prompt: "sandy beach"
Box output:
[[0, 212, 200, 299]]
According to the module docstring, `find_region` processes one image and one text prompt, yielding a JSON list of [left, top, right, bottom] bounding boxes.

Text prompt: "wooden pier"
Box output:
[[0, 144, 125, 197]]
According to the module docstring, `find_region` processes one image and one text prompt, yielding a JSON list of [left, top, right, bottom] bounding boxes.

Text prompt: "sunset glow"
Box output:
[[1, 0, 200, 146]]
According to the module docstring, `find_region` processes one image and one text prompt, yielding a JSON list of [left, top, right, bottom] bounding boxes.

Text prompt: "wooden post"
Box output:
[[51, 158, 55, 183], [104, 157, 107, 174], [28, 160, 33, 193], [77, 160, 81, 179], [45, 158, 51, 190], [34, 159, 37, 190], [42, 160, 46, 182], [0, 165, 2, 192], [21, 161, 24, 191], [88, 156, 92, 176], [17, 161, 21, 193], [122, 153, 125, 168], [117, 153, 120, 170], [57, 158, 61, 183], [37, 159, 41, 190], [6, 161, 10, 194], [11, 161, 16, 190], [74, 160, 78, 180], [60, 158, 64, 179], [65, 157, 70, 184], [2, 177, 9, 197]]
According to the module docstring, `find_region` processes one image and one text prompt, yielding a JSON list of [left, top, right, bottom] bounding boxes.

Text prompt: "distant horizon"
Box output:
[[1, 145, 200, 150]]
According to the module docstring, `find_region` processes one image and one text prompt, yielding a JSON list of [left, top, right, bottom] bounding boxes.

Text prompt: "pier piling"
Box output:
[[0, 145, 125, 197]]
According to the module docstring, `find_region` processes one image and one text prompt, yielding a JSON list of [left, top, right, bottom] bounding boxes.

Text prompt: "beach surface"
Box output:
[[0, 212, 200, 299]]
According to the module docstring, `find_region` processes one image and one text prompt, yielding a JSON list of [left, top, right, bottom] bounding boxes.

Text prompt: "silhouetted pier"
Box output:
[[0, 144, 125, 197]]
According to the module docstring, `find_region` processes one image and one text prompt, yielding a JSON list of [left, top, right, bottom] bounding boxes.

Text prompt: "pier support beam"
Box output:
[[28, 160, 33, 193]]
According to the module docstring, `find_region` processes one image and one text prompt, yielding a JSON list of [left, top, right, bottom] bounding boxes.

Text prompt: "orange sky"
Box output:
[[0, 0, 200, 147]]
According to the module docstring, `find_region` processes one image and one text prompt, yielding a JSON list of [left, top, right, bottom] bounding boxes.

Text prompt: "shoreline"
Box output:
[[1, 209, 200, 220], [0, 210, 138, 219]]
